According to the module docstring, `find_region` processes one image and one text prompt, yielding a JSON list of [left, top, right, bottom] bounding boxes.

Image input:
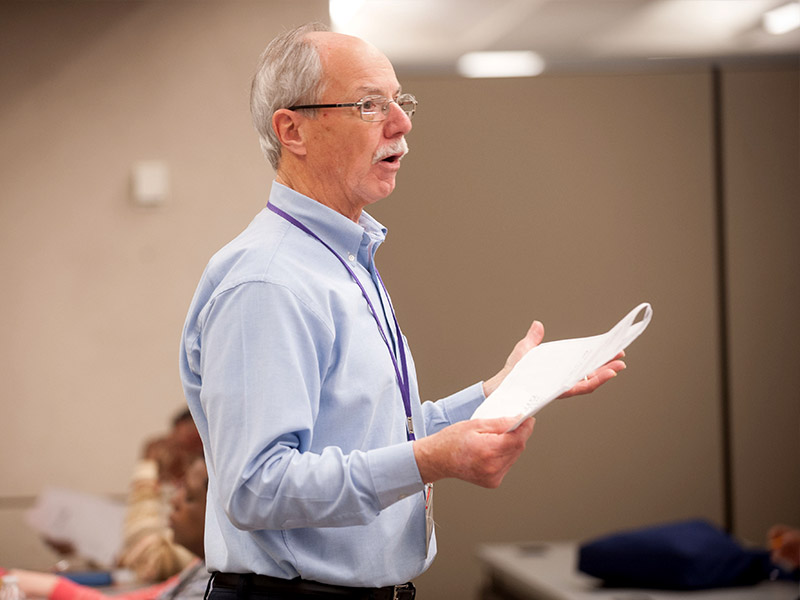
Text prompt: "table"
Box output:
[[477, 542, 798, 600]]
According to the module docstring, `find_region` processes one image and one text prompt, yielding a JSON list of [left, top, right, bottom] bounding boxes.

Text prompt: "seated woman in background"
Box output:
[[39, 409, 205, 583], [118, 409, 205, 583], [6, 457, 208, 600]]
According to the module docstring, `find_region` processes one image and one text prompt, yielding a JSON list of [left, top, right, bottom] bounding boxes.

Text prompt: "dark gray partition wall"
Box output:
[[722, 66, 800, 543]]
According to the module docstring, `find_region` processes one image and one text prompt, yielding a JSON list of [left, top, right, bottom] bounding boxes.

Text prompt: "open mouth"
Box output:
[[373, 153, 403, 167], [373, 138, 408, 165]]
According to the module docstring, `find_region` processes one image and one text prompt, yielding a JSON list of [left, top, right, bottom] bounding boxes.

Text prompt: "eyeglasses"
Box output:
[[288, 93, 417, 122]]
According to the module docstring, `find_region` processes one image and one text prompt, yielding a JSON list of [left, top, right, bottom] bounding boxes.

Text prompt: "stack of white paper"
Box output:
[[471, 303, 653, 431]]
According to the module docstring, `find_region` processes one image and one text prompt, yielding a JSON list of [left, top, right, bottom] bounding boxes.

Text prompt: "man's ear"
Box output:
[[272, 109, 307, 158]]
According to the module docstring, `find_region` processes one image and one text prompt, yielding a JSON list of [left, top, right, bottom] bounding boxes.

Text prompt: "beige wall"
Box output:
[[0, 0, 326, 565], [1, 3, 797, 598]]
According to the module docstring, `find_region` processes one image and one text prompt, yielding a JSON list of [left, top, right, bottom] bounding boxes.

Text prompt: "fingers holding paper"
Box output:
[[484, 320, 627, 400], [413, 416, 535, 488], [472, 304, 651, 424], [559, 351, 626, 399], [482, 320, 545, 398]]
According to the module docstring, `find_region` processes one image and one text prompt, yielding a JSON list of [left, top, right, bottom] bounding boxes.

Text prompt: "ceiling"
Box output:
[[332, 0, 800, 74]]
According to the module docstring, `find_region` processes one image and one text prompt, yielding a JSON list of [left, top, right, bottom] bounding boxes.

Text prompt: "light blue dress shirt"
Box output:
[[180, 182, 485, 587]]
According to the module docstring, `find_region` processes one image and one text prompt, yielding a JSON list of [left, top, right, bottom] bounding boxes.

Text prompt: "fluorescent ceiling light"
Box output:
[[457, 51, 545, 78], [763, 2, 800, 35]]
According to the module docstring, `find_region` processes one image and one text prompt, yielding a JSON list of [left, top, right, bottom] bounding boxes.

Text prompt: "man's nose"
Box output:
[[384, 101, 412, 135]]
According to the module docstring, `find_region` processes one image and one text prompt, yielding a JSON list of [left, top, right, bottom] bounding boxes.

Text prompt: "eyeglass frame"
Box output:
[[287, 93, 417, 122]]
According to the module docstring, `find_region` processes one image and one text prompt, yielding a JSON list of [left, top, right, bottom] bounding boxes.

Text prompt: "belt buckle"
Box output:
[[391, 583, 412, 600]]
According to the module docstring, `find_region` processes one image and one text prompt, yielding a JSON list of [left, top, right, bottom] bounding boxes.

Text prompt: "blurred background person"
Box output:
[[117, 409, 204, 582], [768, 524, 800, 571], [6, 457, 209, 600]]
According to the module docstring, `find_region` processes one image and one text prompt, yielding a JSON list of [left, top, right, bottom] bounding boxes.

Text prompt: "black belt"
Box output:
[[211, 572, 415, 600]]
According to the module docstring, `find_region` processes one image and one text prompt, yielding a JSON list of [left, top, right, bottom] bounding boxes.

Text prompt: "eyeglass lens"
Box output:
[[361, 94, 416, 121]]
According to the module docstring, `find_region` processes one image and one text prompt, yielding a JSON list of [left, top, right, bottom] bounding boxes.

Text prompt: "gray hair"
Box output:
[[250, 22, 329, 171]]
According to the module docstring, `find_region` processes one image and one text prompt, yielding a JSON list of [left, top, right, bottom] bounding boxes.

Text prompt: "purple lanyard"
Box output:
[[267, 202, 416, 441]]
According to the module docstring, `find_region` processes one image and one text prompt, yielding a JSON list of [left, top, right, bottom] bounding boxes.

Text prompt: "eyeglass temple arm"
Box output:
[[288, 102, 359, 111]]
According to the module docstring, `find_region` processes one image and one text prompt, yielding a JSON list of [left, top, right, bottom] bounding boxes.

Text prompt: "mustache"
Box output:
[[372, 137, 409, 164]]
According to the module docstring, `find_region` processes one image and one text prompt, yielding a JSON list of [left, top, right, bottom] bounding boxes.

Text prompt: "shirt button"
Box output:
[[348, 254, 355, 262]]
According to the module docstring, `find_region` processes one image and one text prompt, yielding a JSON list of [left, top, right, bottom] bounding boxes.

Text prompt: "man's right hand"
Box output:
[[412, 417, 535, 488]]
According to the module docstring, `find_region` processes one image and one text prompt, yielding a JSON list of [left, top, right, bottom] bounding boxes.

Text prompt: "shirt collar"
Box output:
[[268, 181, 387, 262]]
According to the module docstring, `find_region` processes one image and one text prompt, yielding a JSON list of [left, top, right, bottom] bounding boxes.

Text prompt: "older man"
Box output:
[[180, 22, 624, 600]]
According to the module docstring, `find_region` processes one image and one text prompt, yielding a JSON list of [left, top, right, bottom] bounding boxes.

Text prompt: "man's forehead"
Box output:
[[355, 83, 403, 96], [306, 30, 366, 51], [308, 31, 399, 95]]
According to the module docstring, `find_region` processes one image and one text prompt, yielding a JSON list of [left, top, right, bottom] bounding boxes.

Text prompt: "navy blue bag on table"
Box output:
[[578, 519, 783, 590]]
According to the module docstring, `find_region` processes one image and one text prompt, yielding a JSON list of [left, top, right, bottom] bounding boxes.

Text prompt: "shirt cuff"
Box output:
[[439, 381, 486, 423], [367, 442, 424, 509]]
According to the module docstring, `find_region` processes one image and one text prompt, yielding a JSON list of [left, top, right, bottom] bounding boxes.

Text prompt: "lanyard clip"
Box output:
[[407, 416, 415, 436]]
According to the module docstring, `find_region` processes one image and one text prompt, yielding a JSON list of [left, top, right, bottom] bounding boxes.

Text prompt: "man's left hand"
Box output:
[[482, 319, 626, 398]]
